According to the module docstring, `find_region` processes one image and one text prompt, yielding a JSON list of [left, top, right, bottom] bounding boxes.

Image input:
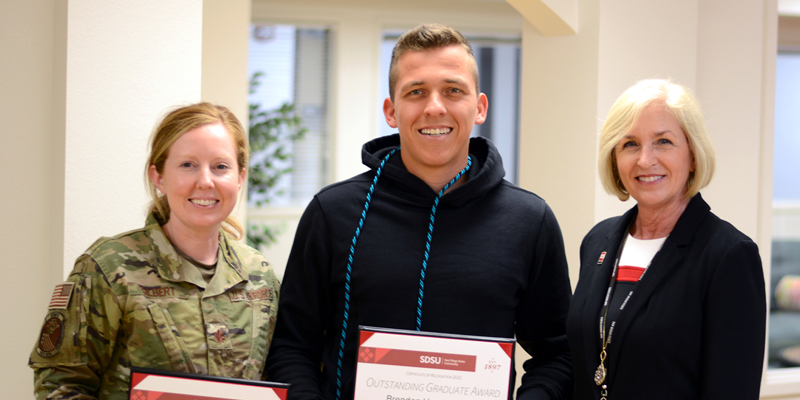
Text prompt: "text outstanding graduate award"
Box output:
[[355, 326, 515, 400]]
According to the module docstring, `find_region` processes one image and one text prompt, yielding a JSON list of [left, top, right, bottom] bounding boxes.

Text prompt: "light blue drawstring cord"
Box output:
[[416, 156, 471, 330], [333, 148, 471, 400]]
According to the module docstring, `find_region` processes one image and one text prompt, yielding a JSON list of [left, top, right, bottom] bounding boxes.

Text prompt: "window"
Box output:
[[770, 51, 800, 372], [376, 31, 522, 184], [247, 24, 331, 207]]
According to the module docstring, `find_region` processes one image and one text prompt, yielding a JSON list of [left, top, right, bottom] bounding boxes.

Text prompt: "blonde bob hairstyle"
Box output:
[[598, 79, 716, 201], [144, 102, 250, 240]]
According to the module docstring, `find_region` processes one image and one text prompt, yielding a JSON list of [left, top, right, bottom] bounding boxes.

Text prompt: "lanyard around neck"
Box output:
[[600, 230, 667, 344], [595, 222, 667, 393]]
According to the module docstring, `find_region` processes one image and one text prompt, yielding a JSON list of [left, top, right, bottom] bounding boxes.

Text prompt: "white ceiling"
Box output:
[[780, 0, 800, 16]]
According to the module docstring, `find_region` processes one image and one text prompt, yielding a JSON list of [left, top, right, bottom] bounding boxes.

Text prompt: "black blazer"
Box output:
[[567, 194, 766, 400]]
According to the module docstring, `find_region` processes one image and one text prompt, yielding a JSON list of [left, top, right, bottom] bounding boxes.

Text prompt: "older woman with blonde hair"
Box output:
[[29, 103, 280, 399], [567, 79, 766, 399]]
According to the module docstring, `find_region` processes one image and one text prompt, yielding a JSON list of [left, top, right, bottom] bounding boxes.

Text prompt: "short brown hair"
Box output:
[[145, 102, 249, 239], [388, 24, 479, 100]]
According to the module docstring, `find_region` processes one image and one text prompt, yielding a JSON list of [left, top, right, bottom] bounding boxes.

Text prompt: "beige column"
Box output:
[[1, 1, 63, 397], [202, 0, 253, 230]]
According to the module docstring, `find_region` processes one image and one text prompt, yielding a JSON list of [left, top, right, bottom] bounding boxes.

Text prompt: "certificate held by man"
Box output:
[[355, 326, 515, 400]]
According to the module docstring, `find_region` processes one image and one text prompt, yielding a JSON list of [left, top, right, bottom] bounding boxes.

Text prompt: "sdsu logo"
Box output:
[[484, 358, 502, 372], [419, 355, 442, 364]]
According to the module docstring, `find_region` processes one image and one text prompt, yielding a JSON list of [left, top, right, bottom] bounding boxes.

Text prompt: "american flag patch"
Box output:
[[48, 282, 74, 310]]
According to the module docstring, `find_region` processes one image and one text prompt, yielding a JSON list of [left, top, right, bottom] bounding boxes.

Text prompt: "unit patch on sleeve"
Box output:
[[48, 282, 75, 310], [36, 311, 66, 358]]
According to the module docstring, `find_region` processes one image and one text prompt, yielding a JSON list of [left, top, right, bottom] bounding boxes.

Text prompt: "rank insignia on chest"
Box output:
[[597, 251, 607, 265], [214, 329, 226, 343], [207, 323, 232, 349], [48, 282, 74, 310]]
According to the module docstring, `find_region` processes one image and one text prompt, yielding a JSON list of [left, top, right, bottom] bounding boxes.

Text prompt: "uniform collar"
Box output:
[[146, 212, 248, 291]]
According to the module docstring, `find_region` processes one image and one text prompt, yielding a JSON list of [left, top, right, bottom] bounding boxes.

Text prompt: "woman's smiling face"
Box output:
[[614, 103, 694, 213], [149, 122, 245, 237]]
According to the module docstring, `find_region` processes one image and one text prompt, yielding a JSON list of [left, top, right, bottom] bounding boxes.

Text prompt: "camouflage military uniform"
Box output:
[[29, 213, 280, 400]]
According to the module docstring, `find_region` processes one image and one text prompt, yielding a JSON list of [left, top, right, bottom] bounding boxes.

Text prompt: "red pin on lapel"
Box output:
[[597, 251, 607, 265]]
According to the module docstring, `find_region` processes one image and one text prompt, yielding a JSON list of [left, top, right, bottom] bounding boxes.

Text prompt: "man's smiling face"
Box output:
[[383, 45, 487, 180]]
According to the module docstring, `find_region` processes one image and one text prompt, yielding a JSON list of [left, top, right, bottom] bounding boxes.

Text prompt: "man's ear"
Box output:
[[383, 97, 398, 128], [475, 93, 488, 125]]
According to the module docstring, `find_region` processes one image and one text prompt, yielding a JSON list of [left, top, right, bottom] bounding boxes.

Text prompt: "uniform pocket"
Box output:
[[146, 302, 196, 373], [241, 299, 275, 380]]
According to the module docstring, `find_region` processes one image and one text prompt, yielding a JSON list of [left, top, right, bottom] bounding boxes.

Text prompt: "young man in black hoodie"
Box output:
[[265, 23, 573, 400]]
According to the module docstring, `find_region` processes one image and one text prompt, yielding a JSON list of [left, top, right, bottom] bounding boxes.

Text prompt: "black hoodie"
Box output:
[[266, 134, 573, 400]]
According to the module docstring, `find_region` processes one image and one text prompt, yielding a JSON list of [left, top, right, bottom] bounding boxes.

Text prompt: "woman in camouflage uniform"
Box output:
[[29, 103, 280, 399]]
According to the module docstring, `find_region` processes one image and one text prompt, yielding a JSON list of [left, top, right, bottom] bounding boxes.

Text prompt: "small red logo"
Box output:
[[131, 391, 146, 400], [597, 251, 607, 265], [359, 347, 375, 363]]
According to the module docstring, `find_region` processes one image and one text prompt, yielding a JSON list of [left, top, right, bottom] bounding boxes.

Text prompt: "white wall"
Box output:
[[60, 1, 203, 277], [0, 0, 247, 397]]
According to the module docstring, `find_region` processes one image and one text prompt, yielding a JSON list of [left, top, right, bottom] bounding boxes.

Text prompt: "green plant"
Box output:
[[246, 220, 283, 249], [246, 72, 307, 249]]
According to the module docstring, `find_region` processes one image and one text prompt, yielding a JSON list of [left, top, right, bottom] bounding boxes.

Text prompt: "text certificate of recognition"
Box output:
[[354, 326, 515, 400]]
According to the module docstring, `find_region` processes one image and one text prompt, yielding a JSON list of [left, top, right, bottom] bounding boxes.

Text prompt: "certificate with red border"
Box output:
[[355, 326, 515, 400], [129, 367, 289, 400]]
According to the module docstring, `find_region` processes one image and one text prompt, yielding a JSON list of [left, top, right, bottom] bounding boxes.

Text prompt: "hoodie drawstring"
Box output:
[[333, 148, 472, 400]]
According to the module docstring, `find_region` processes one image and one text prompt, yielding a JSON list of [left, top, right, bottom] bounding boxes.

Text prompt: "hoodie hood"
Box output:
[[361, 134, 506, 207]]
